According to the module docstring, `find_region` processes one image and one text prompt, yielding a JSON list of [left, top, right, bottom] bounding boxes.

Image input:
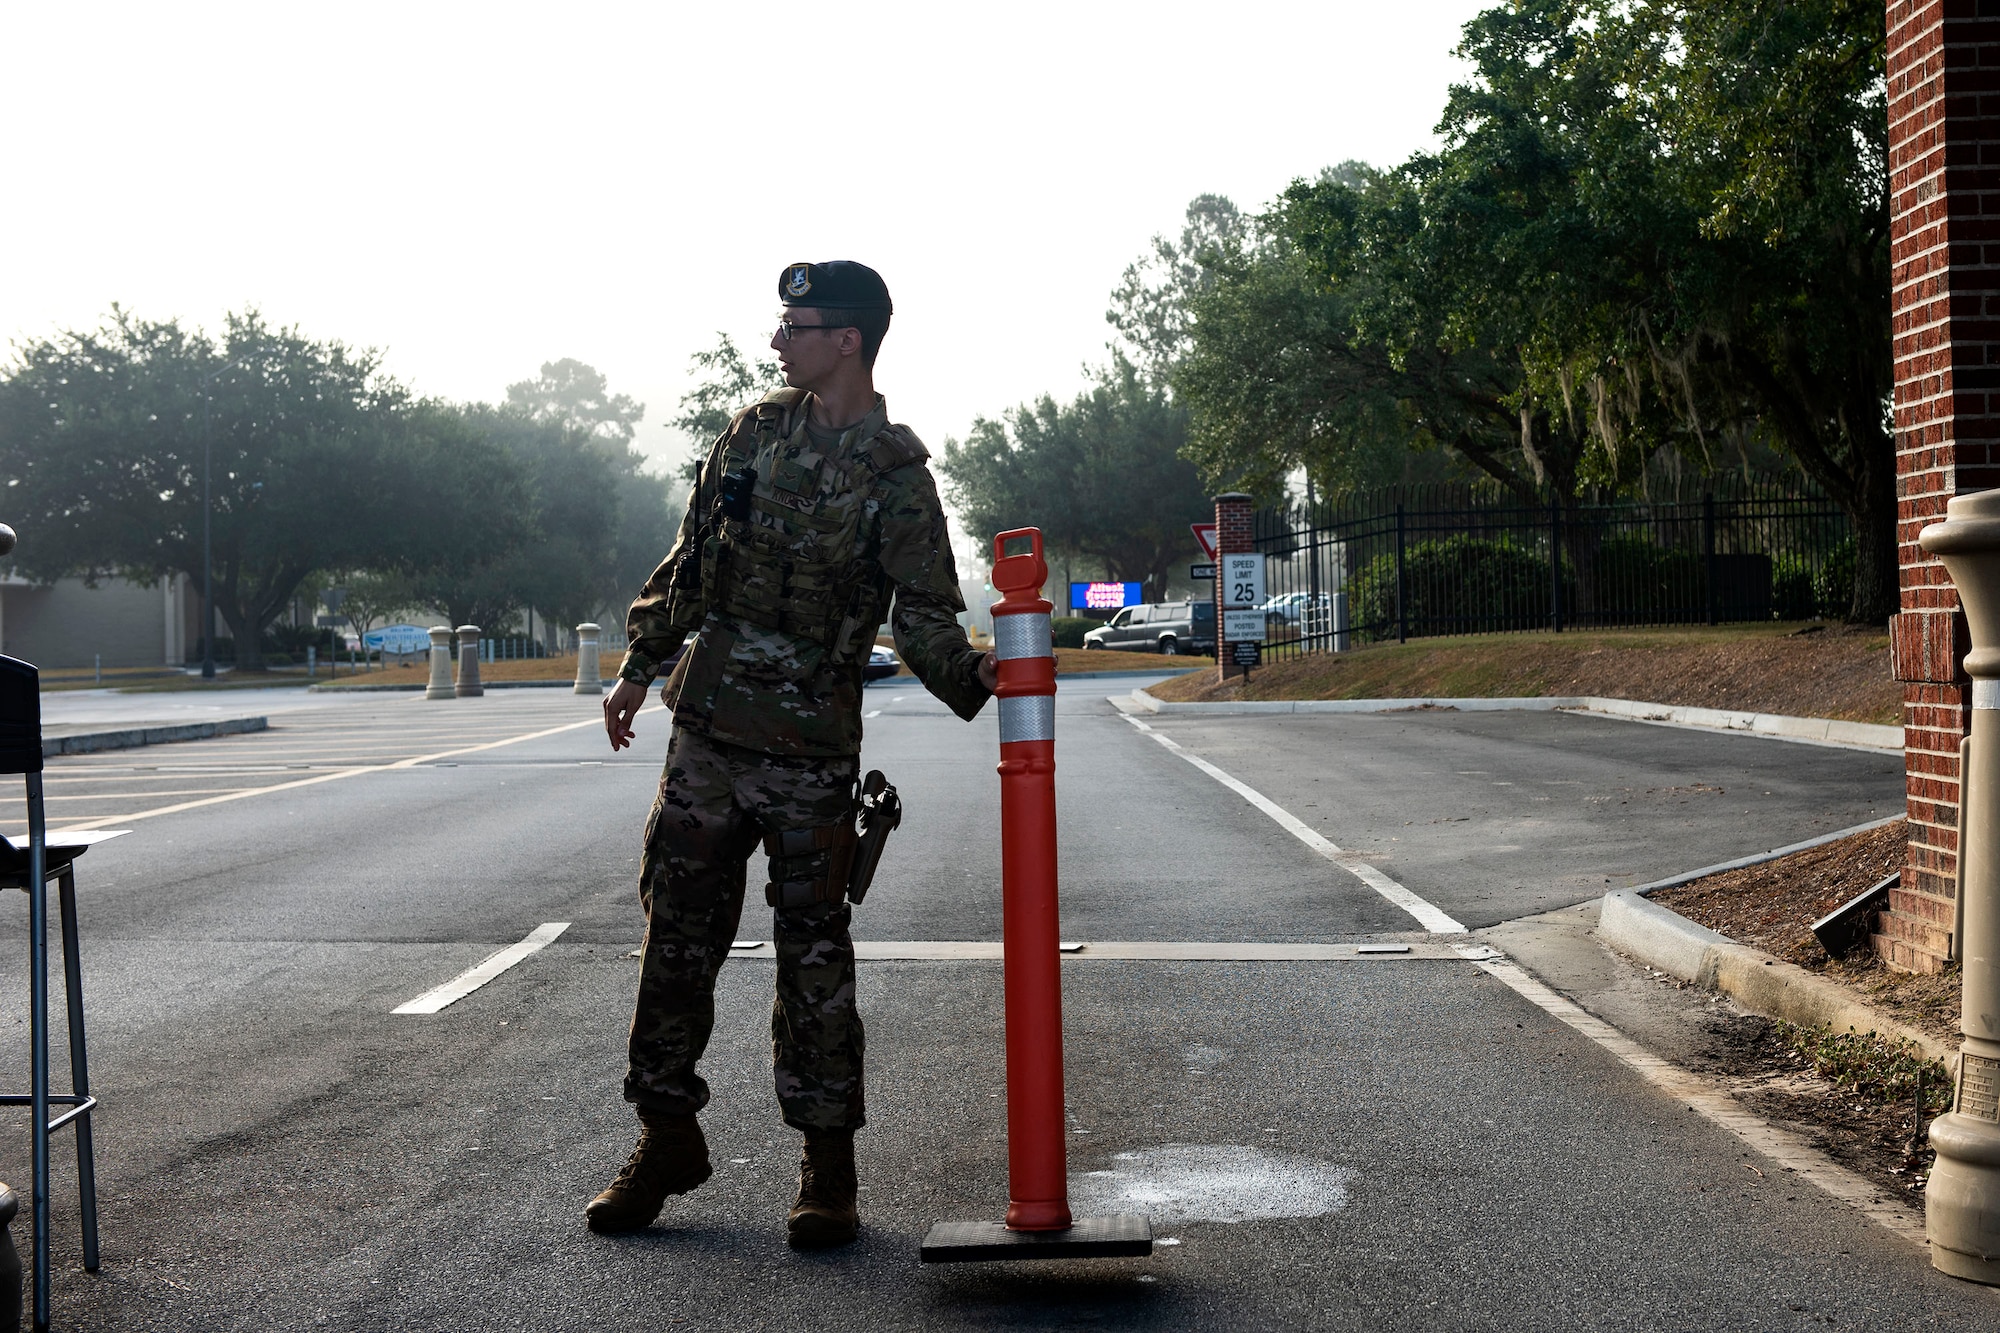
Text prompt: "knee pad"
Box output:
[[763, 821, 859, 910]]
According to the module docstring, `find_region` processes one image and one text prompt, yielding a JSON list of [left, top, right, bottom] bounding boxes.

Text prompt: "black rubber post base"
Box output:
[[920, 1214, 1152, 1263]]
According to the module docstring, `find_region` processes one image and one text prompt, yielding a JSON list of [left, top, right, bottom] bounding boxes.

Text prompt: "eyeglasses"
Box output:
[[775, 319, 853, 342]]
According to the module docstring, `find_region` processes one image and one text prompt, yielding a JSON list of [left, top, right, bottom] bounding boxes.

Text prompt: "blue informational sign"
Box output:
[[1069, 581, 1143, 611], [364, 624, 433, 655]]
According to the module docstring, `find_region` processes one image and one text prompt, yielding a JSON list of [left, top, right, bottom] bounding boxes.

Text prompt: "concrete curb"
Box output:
[[1598, 890, 1955, 1066], [42, 715, 269, 757], [1126, 689, 1901, 751], [309, 679, 621, 694]]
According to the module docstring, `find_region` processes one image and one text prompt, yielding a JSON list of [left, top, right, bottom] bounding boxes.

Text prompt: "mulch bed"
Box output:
[[1649, 820, 1961, 1045], [1646, 818, 1962, 1201], [1651, 821, 1905, 969]]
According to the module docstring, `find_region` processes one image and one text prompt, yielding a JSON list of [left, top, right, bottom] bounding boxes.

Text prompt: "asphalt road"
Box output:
[[0, 678, 1984, 1331]]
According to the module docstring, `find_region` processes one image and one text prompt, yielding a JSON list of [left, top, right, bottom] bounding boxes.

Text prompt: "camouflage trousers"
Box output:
[[623, 725, 864, 1132]]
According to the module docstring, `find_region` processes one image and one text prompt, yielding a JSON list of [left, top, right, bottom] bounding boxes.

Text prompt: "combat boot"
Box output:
[[786, 1129, 859, 1249], [585, 1109, 712, 1234]]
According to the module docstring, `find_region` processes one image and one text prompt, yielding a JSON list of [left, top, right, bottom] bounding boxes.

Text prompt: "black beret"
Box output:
[[778, 260, 892, 313]]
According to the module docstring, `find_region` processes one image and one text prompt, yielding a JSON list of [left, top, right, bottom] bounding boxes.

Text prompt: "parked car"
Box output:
[[865, 644, 901, 682], [1260, 591, 1330, 624], [1082, 600, 1213, 656]]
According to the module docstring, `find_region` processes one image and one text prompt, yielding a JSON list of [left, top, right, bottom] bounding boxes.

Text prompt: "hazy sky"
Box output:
[[2, 1, 1490, 473]]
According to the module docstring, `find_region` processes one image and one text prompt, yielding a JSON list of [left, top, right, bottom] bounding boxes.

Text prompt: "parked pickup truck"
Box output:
[[1081, 600, 1214, 656]]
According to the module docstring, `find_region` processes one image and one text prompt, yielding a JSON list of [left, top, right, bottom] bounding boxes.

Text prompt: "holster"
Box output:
[[762, 821, 859, 911], [845, 771, 901, 905]]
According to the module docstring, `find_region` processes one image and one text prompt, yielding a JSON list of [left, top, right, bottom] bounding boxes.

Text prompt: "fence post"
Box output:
[[1548, 497, 1563, 634], [1703, 491, 1718, 626], [1395, 504, 1408, 644]]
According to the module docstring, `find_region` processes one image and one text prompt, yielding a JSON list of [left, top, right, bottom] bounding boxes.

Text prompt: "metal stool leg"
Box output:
[[57, 868, 97, 1273], [26, 774, 48, 1333]]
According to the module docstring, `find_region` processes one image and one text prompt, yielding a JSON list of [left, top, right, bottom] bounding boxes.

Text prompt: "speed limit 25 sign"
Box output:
[[1220, 554, 1265, 609]]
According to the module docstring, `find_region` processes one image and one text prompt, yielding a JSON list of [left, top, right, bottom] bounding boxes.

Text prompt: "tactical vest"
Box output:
[[672, 389, 927, 664]]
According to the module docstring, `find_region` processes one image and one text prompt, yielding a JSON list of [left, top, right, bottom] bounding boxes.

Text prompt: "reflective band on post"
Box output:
[[1977, 679, 2000, 711], [998, 695, 1056, 744], [994, 613, 1053, 661]]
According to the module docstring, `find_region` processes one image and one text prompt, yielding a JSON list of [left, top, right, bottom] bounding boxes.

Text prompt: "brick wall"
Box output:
[[1882, 0, 2000, 970], [1215, 494, 1253, 681]]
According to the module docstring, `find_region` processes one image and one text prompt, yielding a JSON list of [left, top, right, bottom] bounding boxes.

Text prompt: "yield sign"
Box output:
[[1191, 523, 1219, 561]]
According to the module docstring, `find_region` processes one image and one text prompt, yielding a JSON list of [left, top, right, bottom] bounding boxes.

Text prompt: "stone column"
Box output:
[[1214, 492, 1255, 681], [425, 627, 455, 700], [574, 623, 603, 696], [455, 625, 483, 698], [1882, 0, 2000, 971]]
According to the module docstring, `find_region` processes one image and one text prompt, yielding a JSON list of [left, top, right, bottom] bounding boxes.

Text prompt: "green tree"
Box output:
[[505, 358, 645, 445], [397, 402, 539, 632], [1181, 0, 1892, 620], [940, 358, 1211, 599], [328, 569, 418, 667], [1621, 0, 1894, 620], [1173, 173, 1488, 501], [671, 333, 780, 471], [1107, 194, 1250, 382], [0, 307, 414, 670], [412, 388, 680, 638]]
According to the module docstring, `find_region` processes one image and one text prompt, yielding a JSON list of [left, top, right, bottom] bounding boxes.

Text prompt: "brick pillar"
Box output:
[[1215, 492, 1253, 681], [1882, 0, 2000, 971]]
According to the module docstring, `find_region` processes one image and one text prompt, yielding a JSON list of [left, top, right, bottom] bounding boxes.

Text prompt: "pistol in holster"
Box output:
[[760, 770, 900, 910], [845, 770, 901, 905]]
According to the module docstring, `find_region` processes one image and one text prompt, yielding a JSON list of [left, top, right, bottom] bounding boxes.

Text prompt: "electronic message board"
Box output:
[[1068, 582, 1143, 611]]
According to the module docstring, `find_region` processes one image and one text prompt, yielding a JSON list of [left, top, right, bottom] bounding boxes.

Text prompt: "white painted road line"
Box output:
[[1461, 949, 1928, 1248], [58, 706, 665, 833], [697, 939, 1513, 960], [393, 923, 571, 1014], [1118, 714, 1467, 934]]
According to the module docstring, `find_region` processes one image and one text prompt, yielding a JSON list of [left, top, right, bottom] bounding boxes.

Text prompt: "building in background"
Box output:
[[0, 572, 193, 669]]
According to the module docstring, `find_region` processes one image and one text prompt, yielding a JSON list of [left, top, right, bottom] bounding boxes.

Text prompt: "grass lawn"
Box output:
[[1144, 621, 1896, 725]]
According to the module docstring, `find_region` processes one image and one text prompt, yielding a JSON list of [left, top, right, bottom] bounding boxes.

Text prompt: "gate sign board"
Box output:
[[1191, 523, 1219, 561], [1069, 581, 1143, 612], [1230, 642, 1263, 668], [364, 624, 433, 655], [1220, 554, 1265, 609], [1222, 609, 1265, 641]]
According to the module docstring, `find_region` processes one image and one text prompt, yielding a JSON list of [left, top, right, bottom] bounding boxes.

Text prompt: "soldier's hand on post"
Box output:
[[978, 650, 998, 692], [604, 678, 647, 751]]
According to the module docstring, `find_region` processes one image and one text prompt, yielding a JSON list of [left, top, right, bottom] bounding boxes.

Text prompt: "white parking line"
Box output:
[[1119, 714, 1466, 934], [393, 923, 571, 1014], [56, 707, 662, 833]]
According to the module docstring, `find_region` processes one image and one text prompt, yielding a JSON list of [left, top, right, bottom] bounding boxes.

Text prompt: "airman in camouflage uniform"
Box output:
[[588, 261, 993, 1248]]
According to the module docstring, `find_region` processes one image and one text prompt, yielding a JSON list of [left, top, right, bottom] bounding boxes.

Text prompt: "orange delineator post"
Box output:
[[988, 527, 1072, 1232], [918, 526, 1148, 1263]]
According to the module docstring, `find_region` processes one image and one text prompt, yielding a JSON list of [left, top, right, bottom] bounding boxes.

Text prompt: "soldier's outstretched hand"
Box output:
[[604, 678, 648, 751]]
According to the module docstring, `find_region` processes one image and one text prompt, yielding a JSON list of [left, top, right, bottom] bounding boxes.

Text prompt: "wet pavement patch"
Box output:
[[1072, 1144, 1353, 1224]]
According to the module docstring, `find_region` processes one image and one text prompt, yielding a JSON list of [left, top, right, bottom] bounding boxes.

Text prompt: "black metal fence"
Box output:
[[1252, 479, 1852, 657]]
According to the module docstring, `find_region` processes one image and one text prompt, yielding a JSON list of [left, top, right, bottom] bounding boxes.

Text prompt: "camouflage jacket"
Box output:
[[620, 390, 990, 757]]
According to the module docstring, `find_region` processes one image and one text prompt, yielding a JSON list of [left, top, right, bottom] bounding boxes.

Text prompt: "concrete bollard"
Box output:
[[1919, 490, 2000, 1286], [455, 626, 483, 698], [574, 623, 603, 696], [425, 627, 455, 700]]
